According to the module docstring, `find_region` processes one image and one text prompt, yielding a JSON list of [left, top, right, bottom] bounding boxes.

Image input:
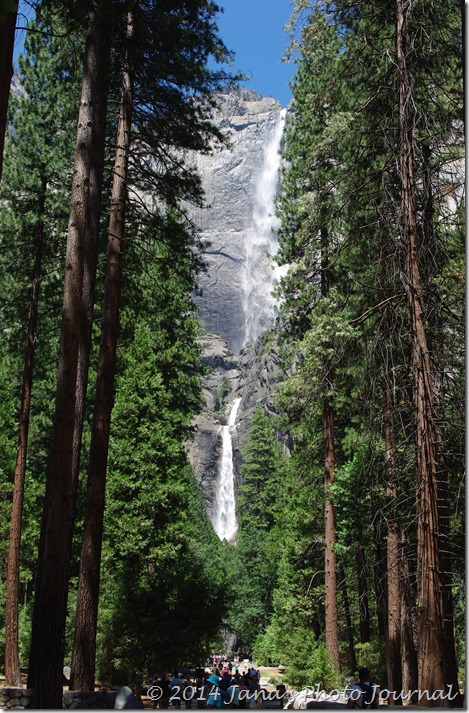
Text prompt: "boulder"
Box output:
[[114, 686, 144, 710], [284, 689, 347, 709]]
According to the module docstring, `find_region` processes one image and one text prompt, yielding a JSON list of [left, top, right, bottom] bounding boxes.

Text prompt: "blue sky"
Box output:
[[215, 0, 295, 107], [14, 0, 296, 108], [13, 3, 31, 61]]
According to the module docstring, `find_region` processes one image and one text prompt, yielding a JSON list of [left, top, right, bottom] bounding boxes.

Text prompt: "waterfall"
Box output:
[[243, 107, 287, 347], [212, 397, 242, 544]]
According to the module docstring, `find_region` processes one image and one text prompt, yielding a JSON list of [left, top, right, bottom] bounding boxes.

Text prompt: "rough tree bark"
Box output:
[[372, 524, 388, 641], [71, 6, 134, 691], [4, 175, 46, 687], [383, 376, 402, 702], [324, 397, 340, 671], [399, 535, 418, 704], [321, 224, 340, 671], [339, 567, 357, 673], [356, 546, 370, 644], [395, 0, 458, 703], [28, 2, 111, 707], [460, 0, 465, 131], [420, 141, 462, 707]]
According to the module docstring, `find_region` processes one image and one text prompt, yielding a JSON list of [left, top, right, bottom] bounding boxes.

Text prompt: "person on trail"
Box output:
[[219, 670, 232, 690], [195, 670, 206, 709], [241, 675, 261, 710], [347, 668, 379, 709], [205, 674, 223, 709], [237, 676, 248, 710], [226, 682, 240, 709], [200, 674, 214, 709], [184, 675, 193, 709], [155, 672, 170, 709], [170, 672, 184, 709]]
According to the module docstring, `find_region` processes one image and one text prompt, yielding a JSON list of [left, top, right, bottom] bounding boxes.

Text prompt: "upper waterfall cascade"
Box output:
[[212, 397, 242, 543], [243, 107, 287, 347], [190, 90, 287, 354]]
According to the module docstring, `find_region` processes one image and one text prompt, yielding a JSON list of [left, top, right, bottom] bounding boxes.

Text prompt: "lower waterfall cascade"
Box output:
[[212, 397, 242, 544]]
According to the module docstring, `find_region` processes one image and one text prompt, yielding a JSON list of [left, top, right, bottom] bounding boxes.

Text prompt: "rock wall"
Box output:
[[0, 688, 32, 710], [0, 688, 119, 709]]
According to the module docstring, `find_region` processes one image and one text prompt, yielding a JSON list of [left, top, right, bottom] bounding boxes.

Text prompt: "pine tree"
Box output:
[[395, 0, 451, 699], [229, 405, 287, 650], [70, 4, 133, 690], [273, 0, 463, 696], [276, 8, 349, 672], [28, 1, 113, 705], [95, 316, 226, 681], [1, 7, 82, 686]]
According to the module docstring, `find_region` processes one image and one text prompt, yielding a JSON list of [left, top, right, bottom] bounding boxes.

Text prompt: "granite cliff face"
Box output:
[[190, 88, 286, 355], [186, 89, 288, 523]]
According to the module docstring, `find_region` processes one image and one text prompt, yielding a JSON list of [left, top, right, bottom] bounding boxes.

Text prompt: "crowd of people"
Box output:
[[150, 659, 267, 709], [147, 661, 381, 709]]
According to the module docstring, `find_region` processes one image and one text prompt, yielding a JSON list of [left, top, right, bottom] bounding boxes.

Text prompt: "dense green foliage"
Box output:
[[97, 317, 227, 681], [228, 406, 286, 652], [93, 210, 229, 680]]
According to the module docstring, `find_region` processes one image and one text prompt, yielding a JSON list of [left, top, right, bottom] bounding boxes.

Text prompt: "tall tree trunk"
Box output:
[[68, 1, 112, 587], [399, 535, 418, 705], [4, 175, 46, 687], [421, 143, 463, 708], [433, 404, 462, 706], [460, 0, 465, 132], [321, 224, 340, 671], [0, 2, 17, 183], [372, 523, 388, 641], [71, 7, 134, 691], [384, 377, 402, 702], [395, 0, 456, 702], [28, 3, 111, 707], [324, 396, 340, 670], [356, 546, 370, 644], [339, 567, 357, 673]]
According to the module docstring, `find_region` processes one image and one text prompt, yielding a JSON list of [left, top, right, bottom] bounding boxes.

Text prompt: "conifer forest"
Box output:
[[0, 0, 465, 709]]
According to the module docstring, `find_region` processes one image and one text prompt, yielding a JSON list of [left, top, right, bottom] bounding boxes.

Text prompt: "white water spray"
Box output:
[[213, 397, 242, 544], [243, 107, 287, 347]]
